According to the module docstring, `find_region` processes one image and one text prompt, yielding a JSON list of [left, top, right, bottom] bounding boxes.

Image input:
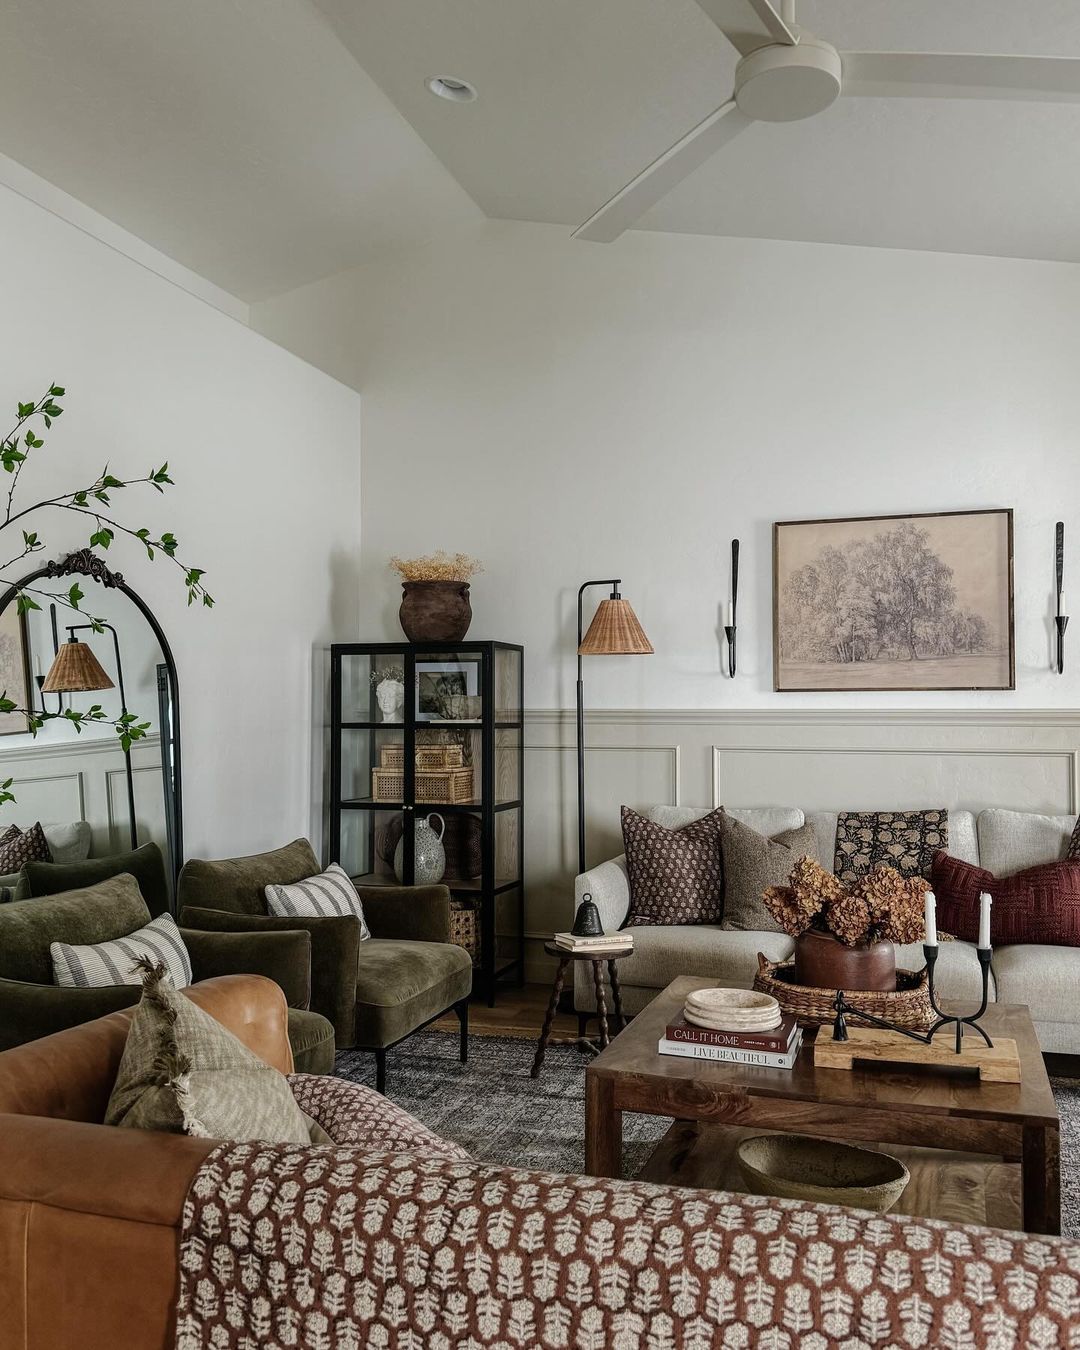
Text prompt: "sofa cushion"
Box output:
[[892, 938, 993, 1005], [622, 806, 724, 927], [0, 874, 151, 985], [15, 841, 171, 918], [991, 944, 1080, 1031], [266, 863, 370, 939], [51, 911, 192, 989], [353, 939, 472, 1048], [105, 963, 315, 1143], [613, 925, 795, 991], [977, 809, 1075, 876], [39, 821, 93, 864], [177, 838, 320, 916], [719, 814, 819, 933], [648, 805, 804, 836], [834, 810, 947, 884], [288, 1073, 470, 1158], [286, 1008, 336, 1075], [932, 852, 1080, 948]]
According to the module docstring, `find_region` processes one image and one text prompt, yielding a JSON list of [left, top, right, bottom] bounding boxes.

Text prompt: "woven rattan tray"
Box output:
[[752, 953, 933, 1031]]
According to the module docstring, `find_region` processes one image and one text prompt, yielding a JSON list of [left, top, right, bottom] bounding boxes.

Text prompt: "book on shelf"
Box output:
[[657, 1029, 803, 1070], [552, 931, 632, 951], [665, 1013, 798, 1053]]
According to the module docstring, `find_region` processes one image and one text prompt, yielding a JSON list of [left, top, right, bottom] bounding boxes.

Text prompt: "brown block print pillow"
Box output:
[[622, 806, 723, 927], [0, 823, 51, 874], [719, 813, 819, 933], [834, 810, 947, 885]]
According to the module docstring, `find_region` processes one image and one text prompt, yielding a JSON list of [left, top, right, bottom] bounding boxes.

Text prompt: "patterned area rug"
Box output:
[[334, 1032, 1080, 1238]]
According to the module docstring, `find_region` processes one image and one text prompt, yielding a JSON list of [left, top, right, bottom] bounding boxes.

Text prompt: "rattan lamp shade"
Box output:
[[578, 598, 653, 656], [41, 641, 114, 693]]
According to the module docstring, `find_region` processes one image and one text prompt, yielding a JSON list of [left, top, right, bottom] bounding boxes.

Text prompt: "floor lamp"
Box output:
[[576, 580, 653, 881], [43, 623, 139, 850]]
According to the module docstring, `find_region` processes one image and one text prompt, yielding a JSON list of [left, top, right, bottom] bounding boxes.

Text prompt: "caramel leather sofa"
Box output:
[[0, 974, 286, 1350]]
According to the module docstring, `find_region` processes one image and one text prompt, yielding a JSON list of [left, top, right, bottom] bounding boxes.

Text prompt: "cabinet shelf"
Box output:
[[329, 640, 525, 1007]]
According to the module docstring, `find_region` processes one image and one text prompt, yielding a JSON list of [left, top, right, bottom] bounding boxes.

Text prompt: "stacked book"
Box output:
[[657, 988, 802, 1068], [553, 931, 633, 954]]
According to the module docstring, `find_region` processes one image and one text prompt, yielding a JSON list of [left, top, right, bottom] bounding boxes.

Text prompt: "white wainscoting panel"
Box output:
[[519, 710, 1080, 981]]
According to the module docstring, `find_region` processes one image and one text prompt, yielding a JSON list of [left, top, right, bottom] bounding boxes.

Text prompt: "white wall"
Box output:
[[254, 220, 1080, 711], [0, 182, 361, 859]]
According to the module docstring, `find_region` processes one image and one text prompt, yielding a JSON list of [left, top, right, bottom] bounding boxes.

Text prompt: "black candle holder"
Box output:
[[831, 943, 994, 1052], [724, 624, 737, 678], [1056, 613, 1068, 675], [725, 538, 739, 678]]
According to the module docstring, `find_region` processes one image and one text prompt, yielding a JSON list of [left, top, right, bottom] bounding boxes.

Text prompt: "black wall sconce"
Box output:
[[1056, 521, 1068, 675], [724, 539, 739, 678]]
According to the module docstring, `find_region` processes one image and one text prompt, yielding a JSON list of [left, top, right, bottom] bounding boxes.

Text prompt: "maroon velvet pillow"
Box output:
[[622, 806, 724, 927], [931, 851, 1080, 947]]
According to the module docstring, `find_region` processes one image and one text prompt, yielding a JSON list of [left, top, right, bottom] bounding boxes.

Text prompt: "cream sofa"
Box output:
[[574, 805, 1080, 1054]]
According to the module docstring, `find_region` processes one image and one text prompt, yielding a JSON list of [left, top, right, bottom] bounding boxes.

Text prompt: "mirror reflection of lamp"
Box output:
[[42, 626, 138, 849]]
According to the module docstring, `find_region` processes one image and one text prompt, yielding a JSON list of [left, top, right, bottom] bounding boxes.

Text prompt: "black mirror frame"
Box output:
[[0, 549, 184, 881]]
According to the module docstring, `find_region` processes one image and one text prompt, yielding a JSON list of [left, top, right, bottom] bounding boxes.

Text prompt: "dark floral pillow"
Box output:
[[834, 810, 947, 885], [1067, 815, 1080, 860], [0, 822, 51, 874], [622, 806, 723, 927]]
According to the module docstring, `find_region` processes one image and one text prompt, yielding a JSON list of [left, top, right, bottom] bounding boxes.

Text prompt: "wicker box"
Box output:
[[449, 899, 479, 961], [372, 766, 475, 804], [379, 744, 465, 771]]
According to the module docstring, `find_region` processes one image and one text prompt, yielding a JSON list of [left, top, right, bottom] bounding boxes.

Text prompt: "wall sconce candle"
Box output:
[[725, 538, 739, 678], [1056, 521, 1068, 675]]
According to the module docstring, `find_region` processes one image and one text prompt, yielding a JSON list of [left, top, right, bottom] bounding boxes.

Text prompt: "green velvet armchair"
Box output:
[[5, 847, 335, 1073], [176, 838, 473, 1092]]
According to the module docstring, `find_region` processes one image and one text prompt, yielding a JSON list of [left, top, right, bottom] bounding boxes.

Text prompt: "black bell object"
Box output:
[[571, 892, 604, 938]]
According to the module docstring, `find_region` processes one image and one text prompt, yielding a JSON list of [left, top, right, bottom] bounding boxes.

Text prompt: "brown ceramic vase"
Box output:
[[399, 581, 472, 642], [794, 927, 897, 993]]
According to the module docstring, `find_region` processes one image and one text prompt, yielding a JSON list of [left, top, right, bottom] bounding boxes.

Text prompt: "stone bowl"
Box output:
[[736, 1134, 910, 1214]]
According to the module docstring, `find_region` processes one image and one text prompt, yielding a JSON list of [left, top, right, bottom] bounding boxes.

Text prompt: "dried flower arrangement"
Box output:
[[763, 857, 929, 948], [390, 551, 484, 582], [369, 665, 404, 686]]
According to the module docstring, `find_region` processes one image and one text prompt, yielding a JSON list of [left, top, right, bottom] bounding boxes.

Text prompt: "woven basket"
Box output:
[[449, 899, 479, 961], [379, 744, 464, 771], [372, 766, 474, 804], [752, 953, 933, 1031]]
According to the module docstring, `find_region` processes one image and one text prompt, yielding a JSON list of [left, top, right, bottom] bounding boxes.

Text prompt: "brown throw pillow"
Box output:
[[834, 810, 947, 885], [720, 814, 819, 933], [106, 961, 318, 1143], [622, 806, 723, 927], [0, 822, 51, 873], [931, 851, 1080, 948]]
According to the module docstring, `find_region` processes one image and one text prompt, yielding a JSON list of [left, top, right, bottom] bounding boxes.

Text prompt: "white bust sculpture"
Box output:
[[375, 677, 405, 723]]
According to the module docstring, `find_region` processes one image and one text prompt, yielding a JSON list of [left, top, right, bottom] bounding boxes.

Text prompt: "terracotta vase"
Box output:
[[399, 580, 472, 642], [794, 927, 897, 993]]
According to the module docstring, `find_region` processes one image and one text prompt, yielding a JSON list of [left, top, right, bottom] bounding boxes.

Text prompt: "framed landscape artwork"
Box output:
[[0, 604, 30, 734], [773, 509, 1014, 692]]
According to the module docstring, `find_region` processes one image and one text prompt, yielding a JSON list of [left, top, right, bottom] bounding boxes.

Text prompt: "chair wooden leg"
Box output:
[[456, 998, 469, 1063], [578, 1011, 590, 1040], [592, 960, 611, 1049], [375, 1048, 387, 1096], [532, 957, 570, 1079]]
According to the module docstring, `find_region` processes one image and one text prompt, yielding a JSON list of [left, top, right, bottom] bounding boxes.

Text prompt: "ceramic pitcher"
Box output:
[[393, 812, 446, 884]]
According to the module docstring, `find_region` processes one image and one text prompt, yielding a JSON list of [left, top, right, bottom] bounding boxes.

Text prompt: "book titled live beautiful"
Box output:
[[664, 1012, 798, 1053]]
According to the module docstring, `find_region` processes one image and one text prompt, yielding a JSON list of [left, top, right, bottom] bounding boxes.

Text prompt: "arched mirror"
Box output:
[[0, 550, 182, 892]]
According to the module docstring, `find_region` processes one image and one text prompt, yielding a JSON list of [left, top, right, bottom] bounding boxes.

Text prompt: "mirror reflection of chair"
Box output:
[[0, 550, 183, 895]]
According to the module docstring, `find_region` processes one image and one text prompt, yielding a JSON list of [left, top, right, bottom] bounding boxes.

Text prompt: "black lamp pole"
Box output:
[[67, 622, 138, 850], [577, 579, 621, 876]]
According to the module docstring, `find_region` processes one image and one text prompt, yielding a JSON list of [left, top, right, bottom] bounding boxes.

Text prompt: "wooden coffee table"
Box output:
[[585, 975, 1061, 1235]]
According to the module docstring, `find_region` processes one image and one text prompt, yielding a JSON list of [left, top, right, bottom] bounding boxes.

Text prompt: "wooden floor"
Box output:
[[434, 983, 1074, 1231]]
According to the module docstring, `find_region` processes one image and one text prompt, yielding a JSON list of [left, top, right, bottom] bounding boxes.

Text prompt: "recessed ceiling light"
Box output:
[[426, 76, 477, 103]]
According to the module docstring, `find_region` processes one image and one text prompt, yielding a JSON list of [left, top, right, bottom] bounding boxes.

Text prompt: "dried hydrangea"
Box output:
[[789, 855, 847, 910], [762, 885, 816, 937], [824, 891, 874, 947]]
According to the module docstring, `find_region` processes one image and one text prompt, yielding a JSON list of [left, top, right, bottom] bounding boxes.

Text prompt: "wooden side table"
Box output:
[[531, 940, 633, 1079]]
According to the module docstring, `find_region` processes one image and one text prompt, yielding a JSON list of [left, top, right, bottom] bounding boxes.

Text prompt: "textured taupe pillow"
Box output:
[[719, 813, 819, 933], [105, 962, 317, 1143]]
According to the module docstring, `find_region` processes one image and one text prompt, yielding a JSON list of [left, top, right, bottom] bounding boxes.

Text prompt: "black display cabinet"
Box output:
[[328, 640, 524, 1005]]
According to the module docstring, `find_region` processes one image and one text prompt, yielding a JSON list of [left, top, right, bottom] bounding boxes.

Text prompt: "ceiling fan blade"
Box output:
[[842, 51, 1080, 103], [574, 100, 750, 243], [695, 0, 797, 57]]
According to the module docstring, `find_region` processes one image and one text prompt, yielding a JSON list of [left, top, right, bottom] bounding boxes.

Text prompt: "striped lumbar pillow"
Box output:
[[264, 862, 370, 939], [51, 912, 192, 989]]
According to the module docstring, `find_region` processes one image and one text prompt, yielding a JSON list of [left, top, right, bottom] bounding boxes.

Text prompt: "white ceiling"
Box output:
[[4, 1, 1080, 303], [319, 0, 1080, 263], [0, 0, 479, 301]]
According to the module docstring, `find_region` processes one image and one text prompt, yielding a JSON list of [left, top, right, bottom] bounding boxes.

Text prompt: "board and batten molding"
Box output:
[[519, 708, 1080, 982]]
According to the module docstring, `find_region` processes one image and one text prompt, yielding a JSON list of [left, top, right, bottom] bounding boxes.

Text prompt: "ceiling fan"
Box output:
[[574, 0, 1080, 242]]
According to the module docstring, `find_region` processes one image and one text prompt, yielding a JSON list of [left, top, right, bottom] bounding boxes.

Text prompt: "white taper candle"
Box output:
[[924, 890, 937, 946], [978, 891, 992, 949], [1059, 591, 1068, 617], [725, 601, 734, 627]]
